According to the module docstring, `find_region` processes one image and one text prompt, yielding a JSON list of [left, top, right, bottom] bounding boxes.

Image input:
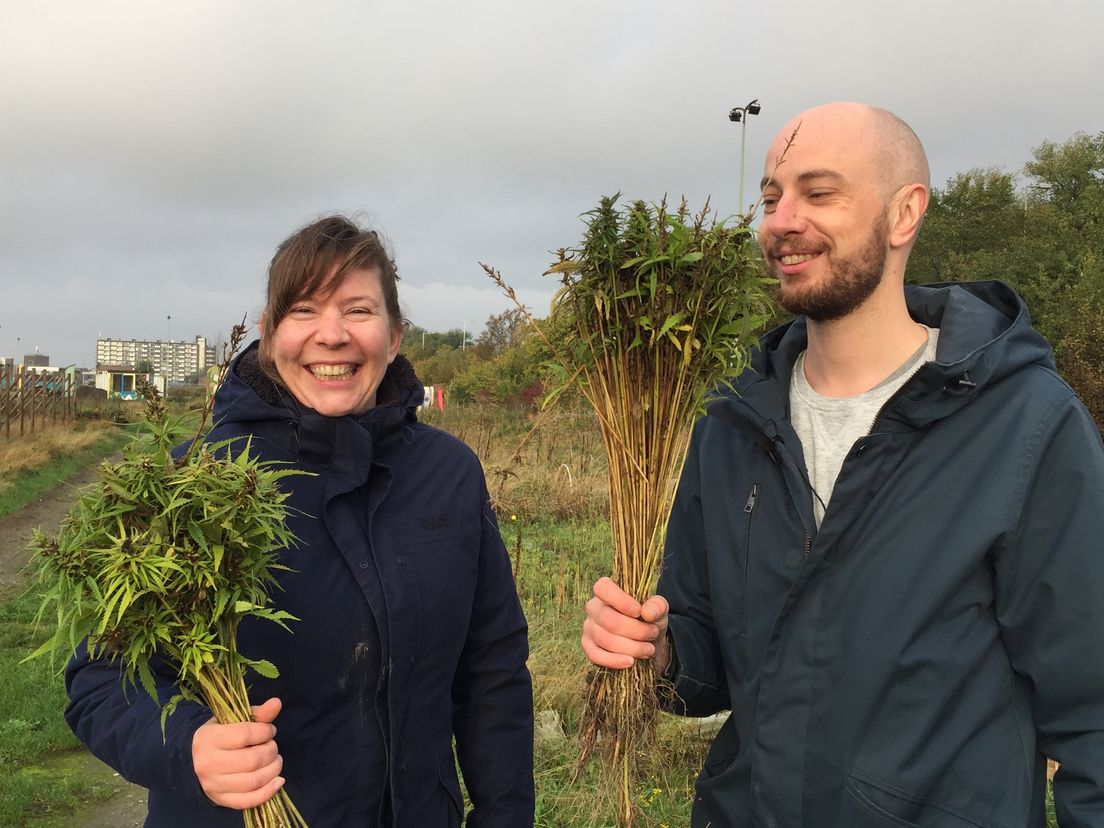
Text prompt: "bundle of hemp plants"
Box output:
[[27, 324, 310, 828], [485, 195, 773, 826]]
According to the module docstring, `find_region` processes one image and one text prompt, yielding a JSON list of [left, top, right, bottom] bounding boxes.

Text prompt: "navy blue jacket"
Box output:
[[66, 344, 535, 827], [660, 282, 1104, 826]]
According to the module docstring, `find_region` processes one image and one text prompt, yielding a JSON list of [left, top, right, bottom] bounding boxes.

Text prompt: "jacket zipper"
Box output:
[[744, 484, 758, 513], [864, 362, 931, 436], [742, 484, 759, 633]]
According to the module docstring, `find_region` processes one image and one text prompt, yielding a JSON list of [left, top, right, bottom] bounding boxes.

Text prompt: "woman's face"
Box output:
[[269, 266, 401, 416]]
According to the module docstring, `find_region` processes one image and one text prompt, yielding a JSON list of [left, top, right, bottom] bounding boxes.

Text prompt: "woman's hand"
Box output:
[[581, 577, 671, 674], [191, 697, 285, 810]]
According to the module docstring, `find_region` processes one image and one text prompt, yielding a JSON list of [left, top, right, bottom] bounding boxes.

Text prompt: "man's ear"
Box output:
[[889, 183, 929, 249]]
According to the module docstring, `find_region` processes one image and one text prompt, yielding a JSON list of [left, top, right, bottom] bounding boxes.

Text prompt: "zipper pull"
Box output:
[[744, 484, 758, 513]]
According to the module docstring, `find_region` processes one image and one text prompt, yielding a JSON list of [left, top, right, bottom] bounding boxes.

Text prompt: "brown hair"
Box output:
[[258, 215, 403, 380]]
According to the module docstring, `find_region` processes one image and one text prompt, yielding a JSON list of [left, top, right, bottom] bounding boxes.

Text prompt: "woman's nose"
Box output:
[[314, 312, 350, 346]]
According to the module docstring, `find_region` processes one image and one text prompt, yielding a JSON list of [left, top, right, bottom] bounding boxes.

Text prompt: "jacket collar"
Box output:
[[211, 341, 425, 466], [708, 280, 1055, 435]]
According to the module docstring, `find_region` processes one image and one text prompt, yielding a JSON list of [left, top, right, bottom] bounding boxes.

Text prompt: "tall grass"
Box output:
[[0, 422, 132, 520], [430, 403, 706, 825], [420, 403, 608, 521]]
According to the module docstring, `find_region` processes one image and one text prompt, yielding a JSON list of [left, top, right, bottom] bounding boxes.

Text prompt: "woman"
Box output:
[[65, 216, 535, 826]]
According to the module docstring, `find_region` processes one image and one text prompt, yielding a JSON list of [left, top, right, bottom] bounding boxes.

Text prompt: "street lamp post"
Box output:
[[728, 98, 762, 214], [166, 315, 173, 387]]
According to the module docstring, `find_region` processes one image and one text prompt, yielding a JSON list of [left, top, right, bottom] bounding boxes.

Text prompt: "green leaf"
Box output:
[[248, 659, 280, 679], [658, 314, 684, 337], [137, 657, 159, 702]]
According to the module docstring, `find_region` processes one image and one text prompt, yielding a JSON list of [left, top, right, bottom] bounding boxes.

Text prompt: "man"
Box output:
[[582, 102, 1104, 826]]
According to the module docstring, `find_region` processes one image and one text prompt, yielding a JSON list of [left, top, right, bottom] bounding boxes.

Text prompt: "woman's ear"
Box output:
[[387, 322, 402, 364]]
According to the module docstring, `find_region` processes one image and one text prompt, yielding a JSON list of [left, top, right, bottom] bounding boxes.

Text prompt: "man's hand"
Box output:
[[192, 697, 285, 810], [581, 577, 671, 675]]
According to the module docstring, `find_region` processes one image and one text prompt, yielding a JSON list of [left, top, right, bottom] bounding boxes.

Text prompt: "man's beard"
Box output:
[[775, 210, 889, 322]]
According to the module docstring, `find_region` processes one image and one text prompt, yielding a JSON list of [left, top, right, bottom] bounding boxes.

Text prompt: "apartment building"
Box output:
[[96, 335, 215, 384]]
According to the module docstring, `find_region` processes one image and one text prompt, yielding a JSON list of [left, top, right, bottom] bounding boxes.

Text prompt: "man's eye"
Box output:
[[761, 196, 778, 213]]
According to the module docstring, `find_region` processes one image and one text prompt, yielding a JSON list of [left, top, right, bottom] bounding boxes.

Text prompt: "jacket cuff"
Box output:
[[162, 700, 215, 801]]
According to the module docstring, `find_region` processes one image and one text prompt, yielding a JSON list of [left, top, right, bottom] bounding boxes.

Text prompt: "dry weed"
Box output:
[[0, 422, 117, 477]]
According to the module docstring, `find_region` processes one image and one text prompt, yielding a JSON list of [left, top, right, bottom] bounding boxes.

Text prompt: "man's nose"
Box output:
[[761, 193, 806, 238]]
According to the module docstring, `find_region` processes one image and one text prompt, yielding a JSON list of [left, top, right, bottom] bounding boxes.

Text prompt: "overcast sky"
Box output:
[[2, 0, 1101, 368]]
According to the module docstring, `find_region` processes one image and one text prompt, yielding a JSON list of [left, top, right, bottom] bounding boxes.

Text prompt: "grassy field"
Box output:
[[0, 417, 137, 826], [424, 404, 704, 825], [0, 420, 132, 519], [0, 587, 125, 826], [0, 402, 1060, 826]]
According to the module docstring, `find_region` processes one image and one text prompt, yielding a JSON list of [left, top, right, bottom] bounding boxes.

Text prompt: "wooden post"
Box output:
[[19, 367, 26, 437]]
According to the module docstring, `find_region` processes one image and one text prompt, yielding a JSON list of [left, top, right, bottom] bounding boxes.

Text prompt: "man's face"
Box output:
[[757, 113, 891, 322]]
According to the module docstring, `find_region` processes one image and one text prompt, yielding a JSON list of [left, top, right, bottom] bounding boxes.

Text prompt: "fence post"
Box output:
[[19, 367, 26, 437]]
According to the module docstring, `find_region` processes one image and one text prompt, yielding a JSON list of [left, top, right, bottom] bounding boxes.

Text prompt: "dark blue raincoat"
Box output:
[[66, 343, 534, 827], [661, 282, 1104, 827]]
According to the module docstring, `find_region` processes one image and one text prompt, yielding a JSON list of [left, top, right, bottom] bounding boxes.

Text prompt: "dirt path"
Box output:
[[2, 458, 149, 826], [0, 462, 107, 588]]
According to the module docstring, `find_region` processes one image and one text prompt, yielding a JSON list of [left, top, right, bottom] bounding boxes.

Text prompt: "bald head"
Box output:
[[763, 102, 929, 198], [758, 102, 934, 292]]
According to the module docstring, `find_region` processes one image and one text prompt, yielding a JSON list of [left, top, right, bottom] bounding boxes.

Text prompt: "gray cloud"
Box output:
[[2, 0, 1100, 367]]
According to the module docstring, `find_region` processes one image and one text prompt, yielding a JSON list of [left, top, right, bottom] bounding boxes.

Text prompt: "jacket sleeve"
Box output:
[[451, 487, 535, 828], [65, 642, 212, 800], [657, 417, 731, 717], [993, 391, 1104, 826]]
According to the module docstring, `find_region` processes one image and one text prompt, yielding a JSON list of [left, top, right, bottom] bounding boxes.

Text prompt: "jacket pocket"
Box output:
[[733, 483, 759, 636], [843, 770, 993, 827], [400, 533, 478, 657]]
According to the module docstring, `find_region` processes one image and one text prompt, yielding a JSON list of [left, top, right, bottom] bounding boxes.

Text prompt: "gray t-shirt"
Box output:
[[790, 326, 940, 526]]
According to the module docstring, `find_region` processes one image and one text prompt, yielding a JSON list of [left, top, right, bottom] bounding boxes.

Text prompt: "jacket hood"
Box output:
[[210, 340, 424, 452], [709, 280, 1056, 434]]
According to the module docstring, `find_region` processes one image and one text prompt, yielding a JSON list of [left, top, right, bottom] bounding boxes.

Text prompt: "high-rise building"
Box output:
[[95, 335, 216, 384]]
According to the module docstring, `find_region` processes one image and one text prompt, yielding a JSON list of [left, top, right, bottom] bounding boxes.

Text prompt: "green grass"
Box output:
[[0, 427, 131, 520], [511, 516, 702, 827], [0, 586, 122, 826], [0, 423, 136, 824]]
